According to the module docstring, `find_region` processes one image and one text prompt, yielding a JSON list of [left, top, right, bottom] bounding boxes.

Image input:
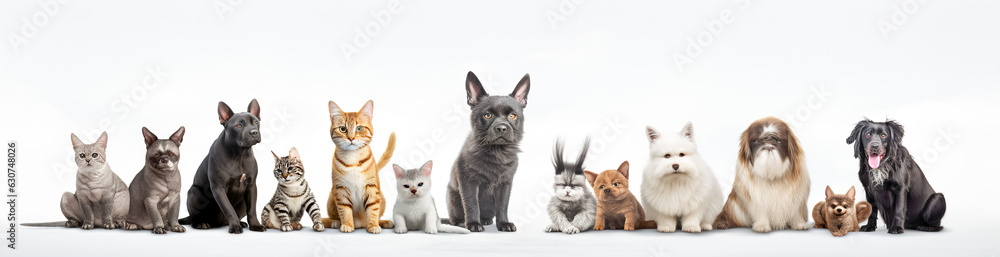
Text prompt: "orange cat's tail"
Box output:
[[375, 132, 396, 171]]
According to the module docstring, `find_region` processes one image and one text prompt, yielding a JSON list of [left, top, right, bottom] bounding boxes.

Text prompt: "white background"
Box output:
[[1, 0, 998, 256]]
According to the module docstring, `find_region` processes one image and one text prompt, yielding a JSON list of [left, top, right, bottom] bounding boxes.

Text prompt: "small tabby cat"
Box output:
[[321, 100, 396, 233], [261, 147, 324, 232]]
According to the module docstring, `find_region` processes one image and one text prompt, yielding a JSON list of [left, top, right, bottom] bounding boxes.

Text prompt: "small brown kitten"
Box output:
[[583, 161, 655, 231], [812, 186, 872, 237]]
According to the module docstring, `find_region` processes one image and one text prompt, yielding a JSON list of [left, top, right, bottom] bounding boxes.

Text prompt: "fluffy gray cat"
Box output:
[[545, 138, 596, 234]]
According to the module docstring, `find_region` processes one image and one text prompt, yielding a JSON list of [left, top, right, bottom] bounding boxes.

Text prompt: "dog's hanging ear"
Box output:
[[466, 71, 488, 106], [847, 119, 871, 158], [420, 160, 433, 177], [617, 161, 630, 180], [681, 122, 695, 142], [885, 119, 905, 143], [783, 122, 803, 163], [510, 73, 530, 108], [646, 126, 660, 144], [247, 99, 261, 120], [288, 147, 300, 161], [392, 164, 405, 179], [738, 126, 754, 166], [583, 170, 598, 187], [825, 185, 834, 198], [359, 100, 374, 120], [575, 137, 591, 174], [70, 133, 84, 149], [141, 127, 158, 149], [218, 101, 234, 125], [328, 100, 344, 119], [96, 132, 109, 150], [847, 186, 856, 199], [169, 126, 185, 146], [552, 138, 565, 174]]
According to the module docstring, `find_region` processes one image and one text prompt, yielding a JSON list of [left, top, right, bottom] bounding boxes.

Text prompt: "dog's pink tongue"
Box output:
[[868, 155, 883, 169]]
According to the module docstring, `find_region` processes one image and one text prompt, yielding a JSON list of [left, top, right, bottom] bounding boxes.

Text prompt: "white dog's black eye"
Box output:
[[679, 153, 685, 157], [664, 154, 671, 158]]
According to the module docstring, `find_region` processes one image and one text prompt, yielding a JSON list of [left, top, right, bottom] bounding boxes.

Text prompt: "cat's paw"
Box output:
[[425, 227, 438, 234], [339, 224, 355, 233], [791, 222, 810, 230], [249, 224, 266, 232], [481, 218, 494, 226], [228, 224, 244, 234], [81, 223, 94, 230], [103, 222, 115, 230], [170, 225, 186, 232], [888, 226, 904, 234], [394, 226, 408, 234], [563, 226, 580, 234], [366, 225, 382, 234], [496, 221, 516, 232], [466, 222, 484, 232], [65, 220, 80, 228], [291, 223, 303, 231], [681, 224, 702, 233], [751, 223, 771, 233], [859, 224, 877, 232], [123, 223, 140, 230], [152, 226, 167, 234], [312, 223, 325, 232], [280, 224, 293, 232], [545, 224, 560, 233]]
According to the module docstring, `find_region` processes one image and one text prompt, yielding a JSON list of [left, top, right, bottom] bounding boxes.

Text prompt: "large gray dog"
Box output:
[[179, 99, 266, 234], [446, 71, 530, 232]]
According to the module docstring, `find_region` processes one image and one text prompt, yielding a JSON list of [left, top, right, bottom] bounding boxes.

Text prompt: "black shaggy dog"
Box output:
[[847, 119, 946, 234]]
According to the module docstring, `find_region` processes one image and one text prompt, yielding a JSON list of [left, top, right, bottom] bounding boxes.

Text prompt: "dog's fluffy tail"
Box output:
[[21, 221, 66, 227], [374, 132, 396, 171]]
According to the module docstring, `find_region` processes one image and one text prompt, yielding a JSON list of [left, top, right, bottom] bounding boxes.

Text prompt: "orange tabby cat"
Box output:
[[320, 100, 396, 233]]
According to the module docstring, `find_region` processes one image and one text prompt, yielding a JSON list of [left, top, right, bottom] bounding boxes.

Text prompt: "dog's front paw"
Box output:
[[832, 230, 847, 237], [466, 222, 484, 232], [240, 221, 249, 228], [751, 223, 771, 233], [481, 218, 494, 226], [171, 225, 186, 232], [366, 225, 382, 234], [123, 222, 140, 230], [152, 226, 167, 234], [545, 224, 559, 232], [339, 224, 354, 233], [563, 226, 580, 234], [496, 221, 516, 232], [657, 225, 676, 233], [791, 222, 810, 230], [859, 224, 876, 232], [701, 224, 713, 231], [312, 223, 325, 232], [228, 224, 244, 234], [249, 224, 266, 232], [681, 224, 702, 233], [593, 223, 605, 231], [280, 224, 293, 232], [888, 226, 904, 234], [103, 222, 115, 230], [81, 223, 94, 230]]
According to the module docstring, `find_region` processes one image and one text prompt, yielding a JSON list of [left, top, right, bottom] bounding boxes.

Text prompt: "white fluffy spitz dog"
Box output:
[[640, 122, 723, 233]]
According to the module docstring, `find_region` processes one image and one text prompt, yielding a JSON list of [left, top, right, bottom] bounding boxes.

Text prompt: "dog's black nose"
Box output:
[[672, 164, 680, 170], [603, 189, 610, 193], [496, 125, 508, 133], [250, 130, 259, 136]]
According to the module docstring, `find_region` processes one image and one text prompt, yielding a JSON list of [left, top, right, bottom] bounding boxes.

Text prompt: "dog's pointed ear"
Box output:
[[420, 160, 433, 176], [617, 161, 630, 180], [847, 186, 856, 199], [218, 101, 234, 125], [359, 100, 374, 119], [328, 100, 344, 118], [96, 132, 109, 150], [681, 121, 695, 142], [288, 147, 300, 161], [392, 164, 405, 179], [646, 126, 660, 143], [510, 73, 530, 108], [141, 127, 158, 149], [70, 133, 84, 149], [170, 126, 185, 146], [247, 99, 261, 120], [553, 138, 565, 174], [466, 71, 487, 106], [885, 119, 904, 143], [825, 185, 834, 198], [583, 170, 598, 187]]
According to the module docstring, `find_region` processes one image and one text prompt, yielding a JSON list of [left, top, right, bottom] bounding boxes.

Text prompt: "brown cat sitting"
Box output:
[[583, 161, 655, 231], [812, 186, 872, 237]]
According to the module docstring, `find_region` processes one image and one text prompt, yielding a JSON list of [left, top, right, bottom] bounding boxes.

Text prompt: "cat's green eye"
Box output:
[[339, 126, 347, 133], [484, 113, 493, 119], [355, 126, 363, 132], [91, 153, 98, 158], [79, 153, 85, 158]]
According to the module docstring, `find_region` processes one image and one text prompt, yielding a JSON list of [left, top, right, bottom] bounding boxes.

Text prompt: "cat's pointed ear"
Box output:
[[247, 99, 261, 120], [392, 164, 405, 179], [584, 170, 598, 187], [681, 122, 695, 142], [328, 100, 344, 118], [141, 127, 158, 149], [617, 161, 630, 180], [510, 73, 530, 108], [420, 160, 433, 176], [288, 147, 300, 161], [359, 100, 374, 119], [646, 126, 660, 143], [271, 151, 279, 161], [466, 71, 487, 106], [825, 185, 834, 198], [96, 131, 109, 149], [847, 186, 856, 199], [70, 133, 84, 149], [218, 101, 234, 125], [170, 126, 185, 146]]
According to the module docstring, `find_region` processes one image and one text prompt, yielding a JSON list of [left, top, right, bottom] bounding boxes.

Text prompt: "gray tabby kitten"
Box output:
[[393, 161, 470, 234], [63, 132, 130, 229], [545, 138, 596, 234], [261, 147, 324, 232]]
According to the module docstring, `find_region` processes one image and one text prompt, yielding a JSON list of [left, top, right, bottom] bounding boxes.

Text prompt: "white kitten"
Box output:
[[392, 161, 470, 234], [640, 122, 723, 233]]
